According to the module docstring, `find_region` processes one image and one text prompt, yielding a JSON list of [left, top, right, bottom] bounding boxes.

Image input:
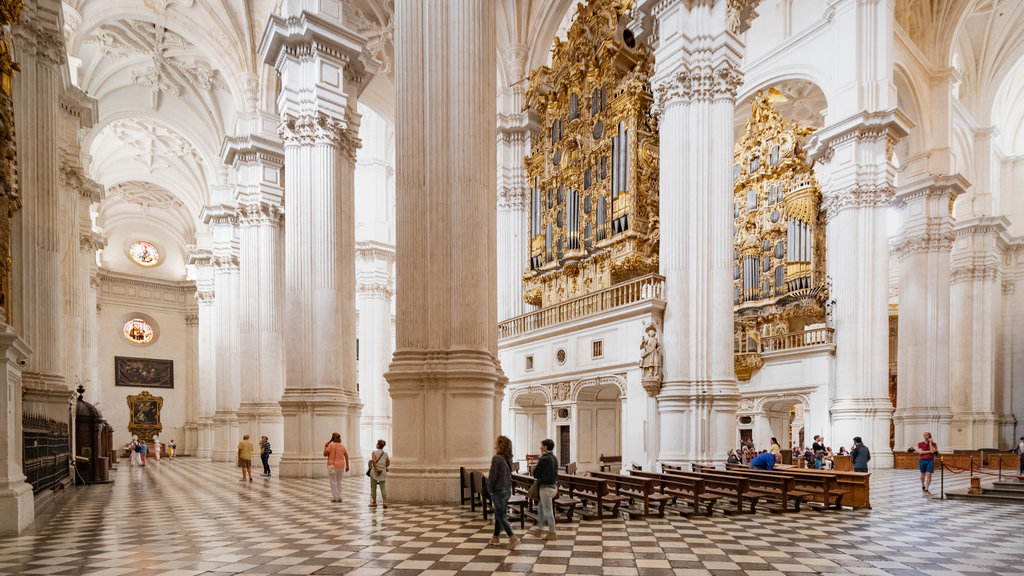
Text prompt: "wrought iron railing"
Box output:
[[499, 274, 665, 338], [23, 414, 70, 494]]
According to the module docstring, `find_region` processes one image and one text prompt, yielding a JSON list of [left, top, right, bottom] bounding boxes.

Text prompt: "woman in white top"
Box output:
[[368, 439, 391, 509], [153, 436, 161, 461]]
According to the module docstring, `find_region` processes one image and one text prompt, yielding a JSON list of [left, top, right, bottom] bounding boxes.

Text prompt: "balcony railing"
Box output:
[[499, 273, 665, 339], [758, 327, 834, 352]]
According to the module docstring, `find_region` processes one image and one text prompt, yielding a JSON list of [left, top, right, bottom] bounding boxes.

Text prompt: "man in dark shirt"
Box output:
[[530, 439, 559, 540], [812, 435, 826, 469], [851, 436, 870, 473], [749, 452, 778, 470]]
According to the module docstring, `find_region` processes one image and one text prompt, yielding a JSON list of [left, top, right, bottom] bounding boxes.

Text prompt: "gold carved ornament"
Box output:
[[522, 0, 659, 308], [127, 390, 164, 442], [732, 93, 827, 379], [0, 1, 21, 322]]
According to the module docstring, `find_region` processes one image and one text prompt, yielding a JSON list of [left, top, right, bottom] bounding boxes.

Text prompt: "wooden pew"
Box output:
[[512, 472, 582, 523], [557, 473, 626, 519], [697, 468, 810, 512], [460, 467, 472, 505], [726, 463, 854, 510], [599, 454, 622, 472], [588, 471, 670, 517], [663, 468, 760, 514], [630, 470, 721, 517], [470, 470, 491, 515]]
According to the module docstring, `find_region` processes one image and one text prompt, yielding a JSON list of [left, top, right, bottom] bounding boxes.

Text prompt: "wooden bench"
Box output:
[[599, 454, 622, 472], [630, 470, 721, 517], [512, 472, 581, 523], [460, 467, 472, 505], [663, 468, 760, 514], [469, 470, 491, 514], [697, 468, 810, 513], [561, 462, 578, 475], [588, 471, 670, 517], [726, 463, 852, 510], [557, 473, 627, 519], [525, 454, 539, 474]]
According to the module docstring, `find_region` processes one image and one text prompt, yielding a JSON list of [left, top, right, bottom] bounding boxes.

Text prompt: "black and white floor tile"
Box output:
[[1, 458, 1021, 575]]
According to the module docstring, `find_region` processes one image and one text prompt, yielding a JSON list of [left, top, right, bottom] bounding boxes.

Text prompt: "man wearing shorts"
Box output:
[[238, 434, 254, 481], [918, 431, 937, 494]]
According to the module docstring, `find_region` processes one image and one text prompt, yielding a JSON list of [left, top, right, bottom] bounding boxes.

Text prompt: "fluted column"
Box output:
[[208, 222, 240, 462], [12, 0, 67, 396], [647, 0, 756, 467], [260, 7, 376, 476], [188, 249, 216, 459], [949, 217, 1007, 449], [356, 242, 394, 457], [891, 175, 964, 450], [807, 114, 907, 469], [496, 43, 535, 321], [80, 233, 105, 407], [386, 0, 505, 502], [183, 309, 199, 455]]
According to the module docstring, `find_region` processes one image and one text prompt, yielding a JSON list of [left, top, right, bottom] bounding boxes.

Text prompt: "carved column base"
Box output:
[[657, 379, 739, 468], [278, 390, 361, 478], [950, 412, 1002, 450], [237, 402, 284, 466], [211, 411, 239, 462], [831, 398, 895, 468], [0, 326, 33, 534], [195, 418, 214, 459], [183, 423, 198, 456], [892, 408, 952, 453]]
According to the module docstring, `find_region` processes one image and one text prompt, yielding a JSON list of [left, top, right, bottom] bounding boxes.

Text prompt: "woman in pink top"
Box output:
[[324, 432, 350, 503]]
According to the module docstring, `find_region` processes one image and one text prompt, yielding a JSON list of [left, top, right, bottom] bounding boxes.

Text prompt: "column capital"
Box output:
[[79, 230, 106, 254], [237, 200, 283, 227], [13, 2, 66, 70], [892, 174, 969, 209], [807, 109, 911, 167], [201, 203, 239, 227], [279, 112, 361, 161], [653, 61, 743, 113], [185, 311, 200, 327]]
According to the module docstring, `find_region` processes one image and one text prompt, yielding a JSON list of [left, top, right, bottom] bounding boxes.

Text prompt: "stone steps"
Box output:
[[945, 478, 1024, 503]]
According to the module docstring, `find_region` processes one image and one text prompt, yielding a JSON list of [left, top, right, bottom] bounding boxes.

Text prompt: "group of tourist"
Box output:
[[125, 435, 176, 467], [728, 435, 873, 473], [487, 435, 560, 550]]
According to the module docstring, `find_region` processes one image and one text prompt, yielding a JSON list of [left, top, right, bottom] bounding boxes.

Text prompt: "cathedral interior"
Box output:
[[1, 0, 1024, 573]]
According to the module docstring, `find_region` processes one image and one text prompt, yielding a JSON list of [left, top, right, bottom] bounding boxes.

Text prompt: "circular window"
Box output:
[[129, 241, 160, 267], [123, 319, 154, 344], [739, 416, 753, 425], [556, 348, 567, 365]]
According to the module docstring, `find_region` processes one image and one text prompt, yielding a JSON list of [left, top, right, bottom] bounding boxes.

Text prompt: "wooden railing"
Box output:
[[499, 274, 665, 338], [759, 327, 834, 352]]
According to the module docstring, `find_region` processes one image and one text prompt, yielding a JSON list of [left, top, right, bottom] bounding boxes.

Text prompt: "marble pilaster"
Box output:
[[356, 241, 394, 457], [260, 6, 376, 476], [188, 249, 216, 459], [0, 324, 31, 534], [891, 175, 965, 450]]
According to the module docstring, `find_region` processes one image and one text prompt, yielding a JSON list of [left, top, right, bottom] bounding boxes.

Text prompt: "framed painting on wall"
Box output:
[[115, 356, 173, 389]]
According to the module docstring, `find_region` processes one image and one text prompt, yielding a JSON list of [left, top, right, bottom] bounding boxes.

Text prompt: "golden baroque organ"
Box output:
[[523, 0, 659, 308], [733, 93, 827, 380]]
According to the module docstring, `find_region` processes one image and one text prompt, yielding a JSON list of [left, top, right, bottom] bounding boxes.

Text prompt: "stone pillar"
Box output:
[[12, 0, 68, 399], [949, 217, 1006, 449], [356, 241, 394, 457], [496, 43, 534, 321], [891, 175, 964, 450], [226, 128, 285, 462], [1001, 246, 1022, 447], [260, 6, 376, 476], [386, 0, 506, 502], [647, 0, 757, 466], [0, 324, 31, 534], [183, 309, 199, 455], [189, 249, 216, 459], [807, 113, 908, 469], [80, 234, 104, 408]]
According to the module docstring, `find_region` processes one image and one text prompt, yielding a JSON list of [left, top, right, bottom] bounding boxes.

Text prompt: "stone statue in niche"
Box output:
[[639, 323, 663, 396], [551, 382, 570, 402]]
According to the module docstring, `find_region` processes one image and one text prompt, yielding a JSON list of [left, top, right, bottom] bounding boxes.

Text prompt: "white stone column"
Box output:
[[496, 43, 534, 321], [949, 217, 1006, 449], [806, 113, 908, 469], [260, 6, 376, 476], [226, 129, 285, 462], [647, 0, 755, 466], [203, 205, 240, 461], [188, 249, 216, 459], [356, 242, 394, 457], [12, 0, 68, 398], [1001, 246, 1022, 447], [891, 175, 964, 451], [183, 309, 199, 455], [386, 0, 506, 502], [80, 234, 104, 408], [0, 324, 31, 534]]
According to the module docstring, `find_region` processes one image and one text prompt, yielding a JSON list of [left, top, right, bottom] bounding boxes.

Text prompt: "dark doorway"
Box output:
[[558, 426, 570, 466]]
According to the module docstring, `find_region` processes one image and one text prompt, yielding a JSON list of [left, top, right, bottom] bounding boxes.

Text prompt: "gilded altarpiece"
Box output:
[[523, 0, 659, 307], [0, 0, 21, 320], [733, 94, 826, 379]]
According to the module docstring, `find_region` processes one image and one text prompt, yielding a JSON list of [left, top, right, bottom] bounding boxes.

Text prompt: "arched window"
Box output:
[[129, 241, 160, 266], [123, 319, 154, 344]]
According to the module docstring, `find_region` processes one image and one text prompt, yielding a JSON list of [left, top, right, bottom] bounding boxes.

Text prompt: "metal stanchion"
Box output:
[[940, 456, 944, 500]]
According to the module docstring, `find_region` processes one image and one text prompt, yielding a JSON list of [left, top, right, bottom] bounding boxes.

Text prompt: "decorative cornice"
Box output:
[[356, 278, 393, 298], [497, 186, 529, 211], [211, 254, 239, 271], [892, 219, 953, 261], [196, 289, 215, 304], [279, 112, 361, 161], [1003, 280, 1016, 296], [237, 201, 282, 227], [806, 109, 910, 167], [79, 231, 107, 253], [185, 311, 199, 326], [950, 263, 999, 284], [822, 184, 895, 223]]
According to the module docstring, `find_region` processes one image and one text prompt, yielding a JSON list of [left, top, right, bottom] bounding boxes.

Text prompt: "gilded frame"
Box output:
[[126, 390, 163, 442]]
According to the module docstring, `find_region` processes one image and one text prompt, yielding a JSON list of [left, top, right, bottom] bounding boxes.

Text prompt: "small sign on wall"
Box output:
[[115, 356, 174, 389]]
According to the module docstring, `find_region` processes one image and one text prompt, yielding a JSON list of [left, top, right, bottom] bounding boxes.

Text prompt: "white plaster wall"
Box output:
[[96, 276, 193, 447]]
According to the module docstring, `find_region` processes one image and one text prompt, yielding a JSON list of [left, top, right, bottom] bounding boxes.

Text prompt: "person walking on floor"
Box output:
[[812, 435, 826, 469], [168, 439, 176, 460], [324, 432, 350, 503], [139, 439, 149, 466], [918, 431, 937, 494], [530, 438, 559, 540], [487, 436, 520, 550], [368, 439, 390, 508], [238, 434, 254, 481], [259, 435, 272, 477], [153, 436, 161, 462], [851, 436, 870, 473]]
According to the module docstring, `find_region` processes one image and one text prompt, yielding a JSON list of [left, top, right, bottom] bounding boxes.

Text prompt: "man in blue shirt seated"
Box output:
[[749, 452, 778, 470]]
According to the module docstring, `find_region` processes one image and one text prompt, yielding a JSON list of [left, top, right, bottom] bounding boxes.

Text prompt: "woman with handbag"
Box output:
[[367, 439, 390, 508], [324, 433, 350, 503], [487, 435, 520, 549]]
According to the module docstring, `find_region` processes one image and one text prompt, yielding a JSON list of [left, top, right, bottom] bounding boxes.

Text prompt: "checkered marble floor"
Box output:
[[1, 459, 1022, 576]]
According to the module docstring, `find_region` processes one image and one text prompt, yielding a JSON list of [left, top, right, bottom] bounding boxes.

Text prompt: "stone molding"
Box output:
[[497, 186, 529, 211], [356, 278, 393, 299], [279, 112, 361, 161], [950, 263, 999, 284], [891, 221, 953, 262], [726, 0, 763, 35], [237, 201, 282, 227], [97, 271, 196, 311], [821, 184, 895, 223], [185, 312, 199, 326], [79, 231, 106, 253], [1003, 280, 1016, 296], [196, 289, 215, 304], [211, 254, 239, 271]]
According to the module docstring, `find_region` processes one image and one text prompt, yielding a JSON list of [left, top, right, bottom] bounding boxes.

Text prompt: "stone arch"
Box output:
[[510, 385, 551, 407], [569, 374, 627, 402]]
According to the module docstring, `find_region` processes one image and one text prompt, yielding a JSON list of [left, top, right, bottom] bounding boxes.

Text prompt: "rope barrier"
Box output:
[[941, 462, 1024, 478]]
